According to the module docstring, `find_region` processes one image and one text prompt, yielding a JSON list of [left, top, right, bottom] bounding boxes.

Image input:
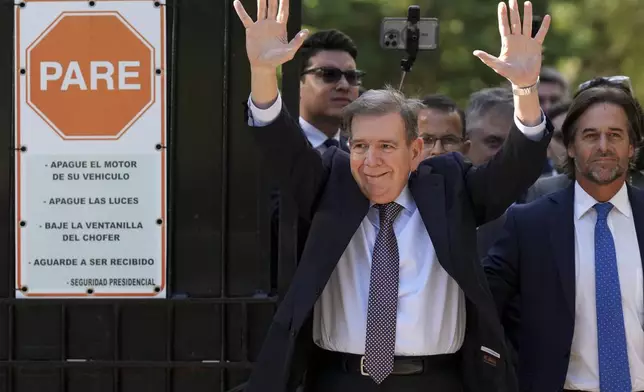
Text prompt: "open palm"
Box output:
[[233, 0, 308, 71], [474, 0, 551, 87]]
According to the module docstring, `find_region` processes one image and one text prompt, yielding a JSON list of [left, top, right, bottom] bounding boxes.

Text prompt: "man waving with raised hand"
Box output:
[[234, 0, 552, 391]]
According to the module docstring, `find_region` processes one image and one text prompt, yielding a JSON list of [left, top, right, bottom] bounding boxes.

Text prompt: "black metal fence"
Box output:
[[0, 0, 302, 390]]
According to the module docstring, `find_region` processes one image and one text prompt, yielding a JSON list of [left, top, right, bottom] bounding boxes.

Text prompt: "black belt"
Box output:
[[316, 349, 460, 376]]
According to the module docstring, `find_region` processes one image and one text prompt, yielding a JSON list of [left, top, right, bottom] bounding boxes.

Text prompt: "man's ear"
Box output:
[[410, 137, 424, 170], [461, 140, 471, 156]]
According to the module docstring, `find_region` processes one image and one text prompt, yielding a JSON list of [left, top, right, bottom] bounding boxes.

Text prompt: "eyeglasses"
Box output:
[[422, 135, 463, 151], [577, 75, 634, 96], [301, 67, 365, 86]]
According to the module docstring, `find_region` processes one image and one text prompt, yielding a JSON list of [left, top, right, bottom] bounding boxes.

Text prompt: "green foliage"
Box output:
[[303, 0, 644, 106], [548, 0, 644, 102]]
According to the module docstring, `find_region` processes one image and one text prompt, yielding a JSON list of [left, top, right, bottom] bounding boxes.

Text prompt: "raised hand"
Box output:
[[233, 0, 309, 72], [473, 0, 551, 88]]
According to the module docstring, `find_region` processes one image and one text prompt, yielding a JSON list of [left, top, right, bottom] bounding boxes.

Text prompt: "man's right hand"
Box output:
[[234, 0, 309, 107], [234, 0, 309, 71]]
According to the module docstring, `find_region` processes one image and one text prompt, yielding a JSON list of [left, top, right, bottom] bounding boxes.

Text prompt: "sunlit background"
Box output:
[[300, 0, 644, 105]]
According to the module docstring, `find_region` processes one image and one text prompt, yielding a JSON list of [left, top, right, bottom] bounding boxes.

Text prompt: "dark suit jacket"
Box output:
[[490, 171, 644, 361], [476, 212, 521, 368], [523, 171, 644, 203], [477, 214, 507, 260], [246, 105, 553, 392], [270, 134, 349, 277], [483, 183, 644, 391]]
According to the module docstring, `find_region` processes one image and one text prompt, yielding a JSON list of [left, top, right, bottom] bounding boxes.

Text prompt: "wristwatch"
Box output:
[[512, 77, 540, 96]]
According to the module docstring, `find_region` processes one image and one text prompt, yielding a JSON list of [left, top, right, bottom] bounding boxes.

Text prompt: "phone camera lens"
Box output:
[[388, 34, 395, 40], [391, 41, 398, 47], [385, 41, 390, 47]]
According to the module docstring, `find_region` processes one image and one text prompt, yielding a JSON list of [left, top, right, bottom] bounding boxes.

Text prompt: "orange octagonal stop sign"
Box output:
[[27, 12, 154, 140]]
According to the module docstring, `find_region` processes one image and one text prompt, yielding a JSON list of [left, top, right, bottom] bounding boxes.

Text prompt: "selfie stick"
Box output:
[[399, 5, 420, 90]]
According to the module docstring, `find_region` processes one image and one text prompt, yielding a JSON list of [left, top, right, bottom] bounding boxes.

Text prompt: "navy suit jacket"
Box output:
[[246, 104, 552, 392], [483, 183, 644, 391], [270, 135, 349, 264]]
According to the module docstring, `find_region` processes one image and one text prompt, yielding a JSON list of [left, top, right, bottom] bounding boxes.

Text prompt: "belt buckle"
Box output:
[[360, 356, 369, 376]]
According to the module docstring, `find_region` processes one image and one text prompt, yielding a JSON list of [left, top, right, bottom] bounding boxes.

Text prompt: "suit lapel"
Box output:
[[629, 170, 644, 188], [627, 186, 644, 303], [409, 166, 455, 279], [320, 175, 370, 274], [291, 162, 369, 330], [548, 183, 576, 319]]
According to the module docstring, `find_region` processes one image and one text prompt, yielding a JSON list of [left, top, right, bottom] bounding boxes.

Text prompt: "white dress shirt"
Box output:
[[299, 117, 342, 155], [313, 186, 466, 355], [247, 93, 342, 154], [565, 181, 644, 391], [248, 92, 546, 355]]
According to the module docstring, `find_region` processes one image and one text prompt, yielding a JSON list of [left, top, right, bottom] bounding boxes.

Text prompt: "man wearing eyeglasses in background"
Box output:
[[417, 94, 466, 159]]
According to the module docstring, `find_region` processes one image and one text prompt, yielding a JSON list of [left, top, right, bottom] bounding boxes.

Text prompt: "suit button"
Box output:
[[290, 329, 296, 337]]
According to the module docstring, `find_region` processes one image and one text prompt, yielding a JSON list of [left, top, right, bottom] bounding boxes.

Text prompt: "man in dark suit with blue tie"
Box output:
[[484, 84, 644, 391], [234, 0, 552, 391]]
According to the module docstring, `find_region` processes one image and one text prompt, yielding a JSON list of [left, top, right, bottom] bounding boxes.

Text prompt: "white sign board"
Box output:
[[15, 0, 167, 298]]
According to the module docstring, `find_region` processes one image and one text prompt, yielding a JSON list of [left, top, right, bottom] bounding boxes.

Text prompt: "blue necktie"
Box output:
[[594, 202, 632, 392]]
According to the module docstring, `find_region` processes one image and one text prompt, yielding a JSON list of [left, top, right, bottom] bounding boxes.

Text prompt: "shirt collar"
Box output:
[[299, 117, 340, 149], [369, 185, 416, 214], [574, 180, 631, 220]]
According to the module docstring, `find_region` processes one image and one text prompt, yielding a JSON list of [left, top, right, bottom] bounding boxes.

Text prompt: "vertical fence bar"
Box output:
[[165, 302, 174, 392], [7, 2, 20, 392], [220, 0, 232, 389], [240, 303, 249, 363], [113, 303, 120, 392], [165, 0, 178, 298], [165, 0, 178, 388], [7, 2, 17, 390], [7, 304, 13, 392]]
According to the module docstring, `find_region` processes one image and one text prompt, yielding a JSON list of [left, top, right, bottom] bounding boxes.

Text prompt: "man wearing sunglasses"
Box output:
[[284, 29, 362, 154], [299, 38, 364, 154]]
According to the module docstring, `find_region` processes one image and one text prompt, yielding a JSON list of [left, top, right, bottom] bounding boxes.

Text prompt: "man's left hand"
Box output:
[[473, 0, 551, 88]]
